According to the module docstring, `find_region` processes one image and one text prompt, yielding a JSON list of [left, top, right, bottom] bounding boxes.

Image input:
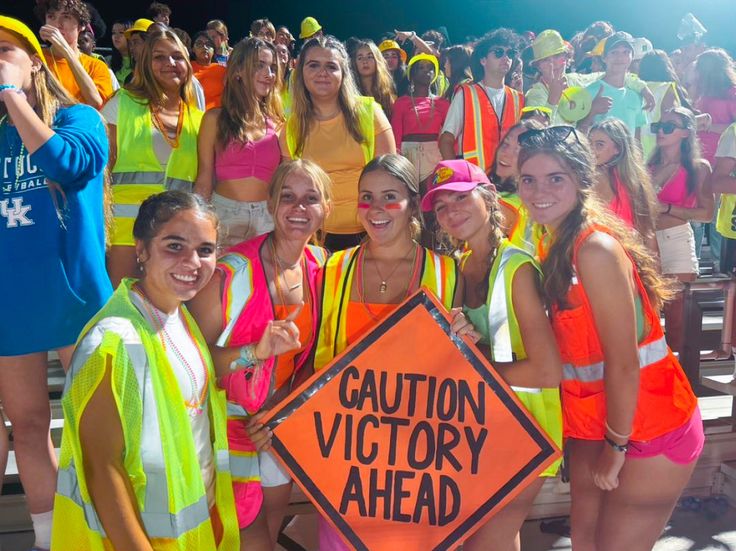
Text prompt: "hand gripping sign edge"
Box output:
[[263, 288, 561, 551]]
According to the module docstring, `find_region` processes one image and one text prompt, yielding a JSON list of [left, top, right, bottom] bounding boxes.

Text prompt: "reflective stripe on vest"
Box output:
[[314, 246, 457, 371], [111, 90, 201, 218], [53, 280, 238, 549], [216, 252, 255, 348], [227, 400, 249, 418], [562, 335, 669, 383], [112, 171, 195, 191], [461, 84, 522, 172], [230, 450, 259, 482], [58, 463, 212, 538]]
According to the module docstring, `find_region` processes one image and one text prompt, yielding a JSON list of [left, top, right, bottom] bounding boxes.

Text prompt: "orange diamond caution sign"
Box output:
[[263, 290, 561, 551]]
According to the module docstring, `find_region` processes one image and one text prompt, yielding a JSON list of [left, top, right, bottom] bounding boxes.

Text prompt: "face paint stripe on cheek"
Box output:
[[357, 202, 370, 209], [384, 203, 402, 210]]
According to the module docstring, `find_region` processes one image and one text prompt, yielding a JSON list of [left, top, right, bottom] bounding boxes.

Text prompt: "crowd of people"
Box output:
[[2, 1, 736, 550]]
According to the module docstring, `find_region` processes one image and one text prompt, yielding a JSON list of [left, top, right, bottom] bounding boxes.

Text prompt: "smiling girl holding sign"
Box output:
[[517, 125, 703, 551], [190, 159, 332, 551], [421, 159, 563, 551], [313, 153, 478, 550]]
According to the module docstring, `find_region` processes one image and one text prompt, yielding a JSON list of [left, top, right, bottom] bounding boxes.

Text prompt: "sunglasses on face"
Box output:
[[490, 47, 518, 59], [651, 121, 686, 134], [518, 125, 581, 147]]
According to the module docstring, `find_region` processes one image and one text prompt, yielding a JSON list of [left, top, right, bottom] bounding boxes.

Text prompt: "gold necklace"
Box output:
[[366, 242, 417, 294]]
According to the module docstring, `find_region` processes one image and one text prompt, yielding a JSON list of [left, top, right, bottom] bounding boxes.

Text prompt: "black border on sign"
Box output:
[[266, 291, 558, 551]]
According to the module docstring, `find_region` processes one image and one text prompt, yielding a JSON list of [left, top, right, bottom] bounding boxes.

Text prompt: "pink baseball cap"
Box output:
[[420, 159, 493, 212]]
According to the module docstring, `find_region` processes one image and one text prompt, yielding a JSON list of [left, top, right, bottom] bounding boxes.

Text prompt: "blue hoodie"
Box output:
[[0, 103, 112, 355]]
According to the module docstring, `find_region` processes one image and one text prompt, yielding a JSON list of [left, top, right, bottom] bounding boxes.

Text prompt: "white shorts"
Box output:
[[656, 223, 699, 275], [211, 192, 274, 250], [401, 141, 443, 182], [258, 450, 291, 487]]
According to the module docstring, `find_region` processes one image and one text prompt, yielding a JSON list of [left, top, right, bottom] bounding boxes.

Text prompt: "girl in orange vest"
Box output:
[[517, 125, 704, 551]]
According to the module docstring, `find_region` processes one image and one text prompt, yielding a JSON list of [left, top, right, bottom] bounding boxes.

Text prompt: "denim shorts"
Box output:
[[211, 192, 274, 250]]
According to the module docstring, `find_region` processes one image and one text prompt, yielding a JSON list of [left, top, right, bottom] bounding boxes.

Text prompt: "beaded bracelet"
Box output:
[[229, 345, 262, 372]]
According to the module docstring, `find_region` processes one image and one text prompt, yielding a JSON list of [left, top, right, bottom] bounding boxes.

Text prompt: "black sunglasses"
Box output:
[[490, 47, 518, 59], [651, 121, 686, 135], [518, 125, 581, 147]]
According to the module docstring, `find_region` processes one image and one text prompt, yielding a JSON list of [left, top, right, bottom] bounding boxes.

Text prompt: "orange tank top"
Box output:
[[273, 303, 313, 390], [346, 301, 397, 346]]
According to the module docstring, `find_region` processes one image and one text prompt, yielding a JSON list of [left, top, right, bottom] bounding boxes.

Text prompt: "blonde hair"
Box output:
[[126, 29, 195, 108], [0, 32, 76, 125], [217, 38, 284, 147], [206, 19, 229, 40], [268, 159, 333, 244], [351, 40, 397, 117], [289, 35, 366, 157]]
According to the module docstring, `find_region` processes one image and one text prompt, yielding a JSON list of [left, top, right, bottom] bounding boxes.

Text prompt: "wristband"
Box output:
[[0, 85, 26, 102], [229, 345, 261, 372], [604, 435, 628, 453], [605, 420, 632, 440]]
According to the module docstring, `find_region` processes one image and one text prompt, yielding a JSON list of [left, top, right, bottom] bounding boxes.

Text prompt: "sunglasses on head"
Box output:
[[651, 121, 686, 134], [518, 125, 581, 147], [490, 47, 518, 59]]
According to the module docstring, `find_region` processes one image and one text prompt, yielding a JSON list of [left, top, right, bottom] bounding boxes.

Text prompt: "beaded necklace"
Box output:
[[133, 285, 209, 414], [150, 102, 184, 148], [0, 115, 26, 191]]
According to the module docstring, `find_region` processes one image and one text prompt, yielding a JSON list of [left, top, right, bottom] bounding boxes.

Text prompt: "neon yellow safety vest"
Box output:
[[499, 191, 544, 255], [717, 195, 736, 239], [51, 279, 239, 551], [462, 239, 562, 476], [285, 95, 376, 164], [110, 90, 203, 246], [314, 245, 458, 371]]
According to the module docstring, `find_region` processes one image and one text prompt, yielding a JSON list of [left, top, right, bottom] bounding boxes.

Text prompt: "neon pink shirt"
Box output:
[[657, 166, 698, 209], [696, 86, 736, 163], [214, 119, 281, 182], [390, 95, 450, 149]]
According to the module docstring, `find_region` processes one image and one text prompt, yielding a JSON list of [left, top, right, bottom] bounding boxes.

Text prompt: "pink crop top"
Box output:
[[657, 166, 697, 209], [214, 120, 281, 182]]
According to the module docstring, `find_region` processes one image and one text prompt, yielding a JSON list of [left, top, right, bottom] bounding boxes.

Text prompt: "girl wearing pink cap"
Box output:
[[422, 159, 563, 551]]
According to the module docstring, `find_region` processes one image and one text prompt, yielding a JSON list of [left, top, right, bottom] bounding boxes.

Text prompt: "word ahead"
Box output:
[[265, 290, 560, 551]]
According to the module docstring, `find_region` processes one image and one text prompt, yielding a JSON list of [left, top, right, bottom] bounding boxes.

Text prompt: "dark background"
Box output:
[[5, 0, 736, 54]]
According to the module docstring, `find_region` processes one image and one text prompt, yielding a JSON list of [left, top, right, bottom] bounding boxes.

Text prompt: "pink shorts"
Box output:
[[627, 407, 704, 465]]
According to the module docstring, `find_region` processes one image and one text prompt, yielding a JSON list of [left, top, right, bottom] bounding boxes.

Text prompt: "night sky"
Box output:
[[5, 0, 735, 55]]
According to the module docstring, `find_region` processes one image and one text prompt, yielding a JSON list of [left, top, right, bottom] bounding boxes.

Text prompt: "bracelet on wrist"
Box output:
[[0, 85, 26, 102], [604, 435, 629, 453], [229, 345, 262, 372], [605, 420, 632, 440]]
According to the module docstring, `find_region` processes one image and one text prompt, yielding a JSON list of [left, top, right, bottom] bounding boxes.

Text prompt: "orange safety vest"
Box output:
[[461, 83, 523, 173], [546, 225, 697, 442]]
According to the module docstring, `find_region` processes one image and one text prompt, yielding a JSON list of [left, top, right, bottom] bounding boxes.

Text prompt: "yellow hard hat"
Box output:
[[531, 30, 568, 63], [407, 53, 439, 83], [299, 17, 322, 39], [0, 15, 45, 63], [125, 18, 154, 38], [588, 37, 607, 57], [379, 39, 407, 64]]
